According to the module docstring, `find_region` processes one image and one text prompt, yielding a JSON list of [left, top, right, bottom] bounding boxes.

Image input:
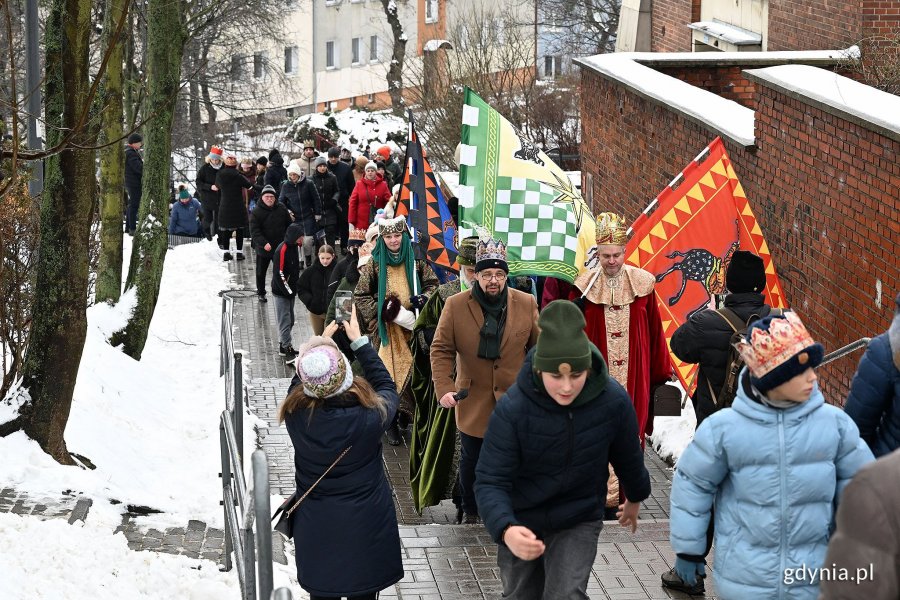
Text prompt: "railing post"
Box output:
[[243, 525, 257, 600], [272, 589, 294, 600], [221, 296, 228, 376], [219, 420, 233, 572], [253, 451, 274, 600], [235, 352, 244, 469]]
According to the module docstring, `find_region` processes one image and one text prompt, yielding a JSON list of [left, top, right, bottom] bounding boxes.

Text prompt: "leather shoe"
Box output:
[[661, 566, 705, 595]]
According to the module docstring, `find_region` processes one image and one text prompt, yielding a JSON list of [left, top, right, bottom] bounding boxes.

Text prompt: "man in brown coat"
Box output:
[[431, 235, 540, 523], [819, 448, 900, 600]]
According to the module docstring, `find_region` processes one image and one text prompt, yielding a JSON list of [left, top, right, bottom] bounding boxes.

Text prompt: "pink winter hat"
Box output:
[[295, 337, 353, 399]]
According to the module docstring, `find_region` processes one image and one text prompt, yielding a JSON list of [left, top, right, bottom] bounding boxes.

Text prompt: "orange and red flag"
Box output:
[[625, 137, 787, 393]]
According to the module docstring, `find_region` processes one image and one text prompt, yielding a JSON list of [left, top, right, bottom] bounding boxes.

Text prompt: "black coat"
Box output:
[[249, 201, 292, 258], [327, 160, 355, 203], [271, 225, 305, 297], [279, 178, 322, 235], [297, 258, 337, 315], [265, 154, 288, 190], [196, 163, 221, 210], [311, 170, 341, 227], [124, 145, 143, 190], [327, 252, 357, 305], [215, 166, 252, 229], [475, 347, 651, 544], [284, 343, 402, 596], [670, 292, 775, 426]]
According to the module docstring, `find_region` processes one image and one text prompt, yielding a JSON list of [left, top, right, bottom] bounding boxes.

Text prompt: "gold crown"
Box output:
[[378, 216, 408, 236], [595, 212, 628, 246], [476, 237, 507, 264], [737, 312, 816, 378], [348, 228, 366, 242]]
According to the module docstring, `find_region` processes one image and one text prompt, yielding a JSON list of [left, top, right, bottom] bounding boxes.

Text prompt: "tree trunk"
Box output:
[[199, 47, 217, 144], [95, 0, 128, 303], [113, 0, 185, 359], [188, 44, 204, 171], [380, 0, 407, 117], [21, 0, 96, 464]]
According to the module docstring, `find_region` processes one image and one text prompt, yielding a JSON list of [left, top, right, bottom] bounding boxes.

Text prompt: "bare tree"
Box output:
[[846, 34, 900, 95], [534, 0, 620, 57], [380, 0, 408, 117]]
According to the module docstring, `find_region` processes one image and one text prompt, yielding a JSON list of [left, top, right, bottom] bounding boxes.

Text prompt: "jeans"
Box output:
[[459, 432, 484, 516], [218, 228, 244, 253], [498, 520, 603, 600], [273, 295, 295, 347], [126, 186, 141, 232], [255, 254, 272, 296]]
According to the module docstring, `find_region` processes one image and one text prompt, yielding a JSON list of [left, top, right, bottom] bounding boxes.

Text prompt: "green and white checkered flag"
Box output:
[[458, 88, 595, 282]]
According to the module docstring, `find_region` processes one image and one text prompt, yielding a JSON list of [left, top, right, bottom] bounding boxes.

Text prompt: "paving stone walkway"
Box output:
[[228, 253, 719, 599]]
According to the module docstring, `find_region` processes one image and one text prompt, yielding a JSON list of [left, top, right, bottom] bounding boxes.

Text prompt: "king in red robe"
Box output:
[[572, 213, 672, 508]]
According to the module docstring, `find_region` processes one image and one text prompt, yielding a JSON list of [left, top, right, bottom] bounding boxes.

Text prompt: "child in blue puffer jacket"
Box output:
[[670, 312, 873, 600]]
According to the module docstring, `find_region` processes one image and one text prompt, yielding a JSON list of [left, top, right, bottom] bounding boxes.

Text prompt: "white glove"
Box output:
[[394, 306, 417, 330]]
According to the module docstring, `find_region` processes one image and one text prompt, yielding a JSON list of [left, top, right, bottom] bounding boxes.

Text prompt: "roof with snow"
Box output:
[[744, 65, 900, 142]]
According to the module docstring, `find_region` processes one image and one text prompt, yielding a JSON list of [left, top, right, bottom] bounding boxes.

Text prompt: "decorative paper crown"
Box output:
[[348, 228, 367, 243], [378, 215, 408, 236], [595, 212, 628, 246], [208, 145, 223, 160], [737, 312, 817, 379], [476, 237, 507, 263], [303, 139, 316, 149]]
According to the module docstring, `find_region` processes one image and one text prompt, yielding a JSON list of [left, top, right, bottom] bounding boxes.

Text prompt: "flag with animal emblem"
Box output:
[[625, 137, 787, 393], [395, 112, 459, 275], [457, 88, 595, 282]]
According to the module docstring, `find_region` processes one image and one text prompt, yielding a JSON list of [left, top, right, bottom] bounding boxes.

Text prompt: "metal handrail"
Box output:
[[821, 337, 871, 368]]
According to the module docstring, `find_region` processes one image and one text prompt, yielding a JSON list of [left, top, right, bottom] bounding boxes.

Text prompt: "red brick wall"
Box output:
[[763, 0, 862, 50], [580, 69, 900, 405], [862, 0, 900, 37], [655, 65, 757, 109], [651, 0, 694, 52]]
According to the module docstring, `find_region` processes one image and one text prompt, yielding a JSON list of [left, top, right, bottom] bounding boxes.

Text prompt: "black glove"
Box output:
[[410, 294, 428, 310], [571, 296, 586, 312]]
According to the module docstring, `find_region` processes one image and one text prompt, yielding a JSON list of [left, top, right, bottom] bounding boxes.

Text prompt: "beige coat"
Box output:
[[431, 288, 540, 438]]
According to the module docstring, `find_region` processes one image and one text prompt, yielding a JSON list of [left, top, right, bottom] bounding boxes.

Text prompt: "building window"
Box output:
[[367, 93, 375, 104], [230, 55, 243, 81], [284, 46, 299, 75], [326, 41, 336, 69], [425, 0, 438, 23], [351, 37, 361, 65], [287, 107, 294, 118], [543, 55, 562, 78], [369, 35, 379, 61], [325, 100, 336, 111], [325, 0, 339, 5], [253, 52, 265, 79]]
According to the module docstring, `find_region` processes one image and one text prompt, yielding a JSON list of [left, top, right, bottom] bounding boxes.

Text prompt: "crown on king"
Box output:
[[595, 212, 628, 246], [476, 237, 507, 263]]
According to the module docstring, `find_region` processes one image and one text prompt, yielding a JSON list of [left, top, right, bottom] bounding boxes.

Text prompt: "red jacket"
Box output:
[[348, 174, 390, 230]]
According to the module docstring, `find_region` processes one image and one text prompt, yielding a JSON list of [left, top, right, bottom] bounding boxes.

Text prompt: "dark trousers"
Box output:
[[498, 520, 603, 600], [309, 594, 376, 600], [459, 431, 484, 516], [201, 205, 217, 239], [217, 228, 244, 252], [125, 186, 141, 232], [255, 254, 272, 296], [338, 199, 349, 250], [704, 505, 715, 558]]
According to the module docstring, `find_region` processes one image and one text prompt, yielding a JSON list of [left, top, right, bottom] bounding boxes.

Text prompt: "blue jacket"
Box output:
[[475, 347, 651, 544], [670, 371, 874, 600], [284, 341, 402, 596], [168, 198, 202, 236], [844, 332, 900, 457]]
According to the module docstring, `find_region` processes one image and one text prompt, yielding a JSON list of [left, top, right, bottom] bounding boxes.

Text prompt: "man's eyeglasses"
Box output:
[[480, 273, 507, 282]]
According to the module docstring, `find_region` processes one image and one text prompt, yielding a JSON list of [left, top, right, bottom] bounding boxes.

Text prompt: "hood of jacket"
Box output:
[[285, 223, 305, 244], [360, 173, 385, 189]]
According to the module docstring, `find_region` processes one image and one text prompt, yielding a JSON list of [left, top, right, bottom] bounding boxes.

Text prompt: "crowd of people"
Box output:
[[269, 198, 900, 600]]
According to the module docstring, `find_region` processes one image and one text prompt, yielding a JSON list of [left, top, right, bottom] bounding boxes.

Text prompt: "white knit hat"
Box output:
[[287, 163, 303, 177], [295, 337, 354, 399]]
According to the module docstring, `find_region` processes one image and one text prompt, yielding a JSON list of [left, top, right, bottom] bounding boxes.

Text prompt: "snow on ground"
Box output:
[[285, 108, 407, 154], [649, 380, 696, 465]]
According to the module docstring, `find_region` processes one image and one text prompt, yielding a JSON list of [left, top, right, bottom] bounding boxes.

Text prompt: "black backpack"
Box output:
[[709, 307, 783, 409]]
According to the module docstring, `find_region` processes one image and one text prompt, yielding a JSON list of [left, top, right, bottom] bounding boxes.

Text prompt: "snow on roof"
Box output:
[[423, 39, 453, 51], [576, 54, 756, 147], [688, 21, 761, 46], [616, 46, 860, 66], [744, 64, 900, 139]]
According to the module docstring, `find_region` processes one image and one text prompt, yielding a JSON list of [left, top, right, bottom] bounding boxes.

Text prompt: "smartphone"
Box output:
[[334, 291, 353, 324]]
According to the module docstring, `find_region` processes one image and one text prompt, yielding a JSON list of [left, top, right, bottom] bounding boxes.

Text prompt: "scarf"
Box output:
[[471, 281, 507, 360], [372, 232, 419, 346]]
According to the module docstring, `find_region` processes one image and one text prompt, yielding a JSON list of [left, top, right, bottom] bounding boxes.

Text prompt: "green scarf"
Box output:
[[471, 282, 508, 360], [372, 232, 420, 346]]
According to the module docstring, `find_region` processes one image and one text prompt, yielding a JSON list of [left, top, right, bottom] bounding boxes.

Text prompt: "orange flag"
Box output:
[[625, 137, 787, 394]]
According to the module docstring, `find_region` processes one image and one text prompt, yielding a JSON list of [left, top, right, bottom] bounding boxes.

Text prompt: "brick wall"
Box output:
[[862, 0, 900, 37], [580, 68, 900, 405], [768, 0, 863, 51], [655, 65, 758, 109], [651, 0, 694, 52]]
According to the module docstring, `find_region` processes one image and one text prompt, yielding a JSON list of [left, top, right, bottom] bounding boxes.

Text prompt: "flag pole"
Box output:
[[406, 114, 421, 305]]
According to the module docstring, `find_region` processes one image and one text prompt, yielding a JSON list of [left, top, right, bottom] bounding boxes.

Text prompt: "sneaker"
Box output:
[[278, 344, 289, 356], [258, 294, 267, 303], [282, 345, 298, 360], [223, 252, 233, 261], [236, 252, 245, 261], [661, 567, 705, 595]]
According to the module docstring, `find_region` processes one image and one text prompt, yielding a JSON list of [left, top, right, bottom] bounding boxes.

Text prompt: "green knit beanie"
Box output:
[[533, 300, 592, 373]]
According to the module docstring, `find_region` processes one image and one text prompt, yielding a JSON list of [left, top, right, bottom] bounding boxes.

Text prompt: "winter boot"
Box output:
[[385, 419, 402, 446], [236, 252, 245, 261], [661, 567, 706, 595]]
